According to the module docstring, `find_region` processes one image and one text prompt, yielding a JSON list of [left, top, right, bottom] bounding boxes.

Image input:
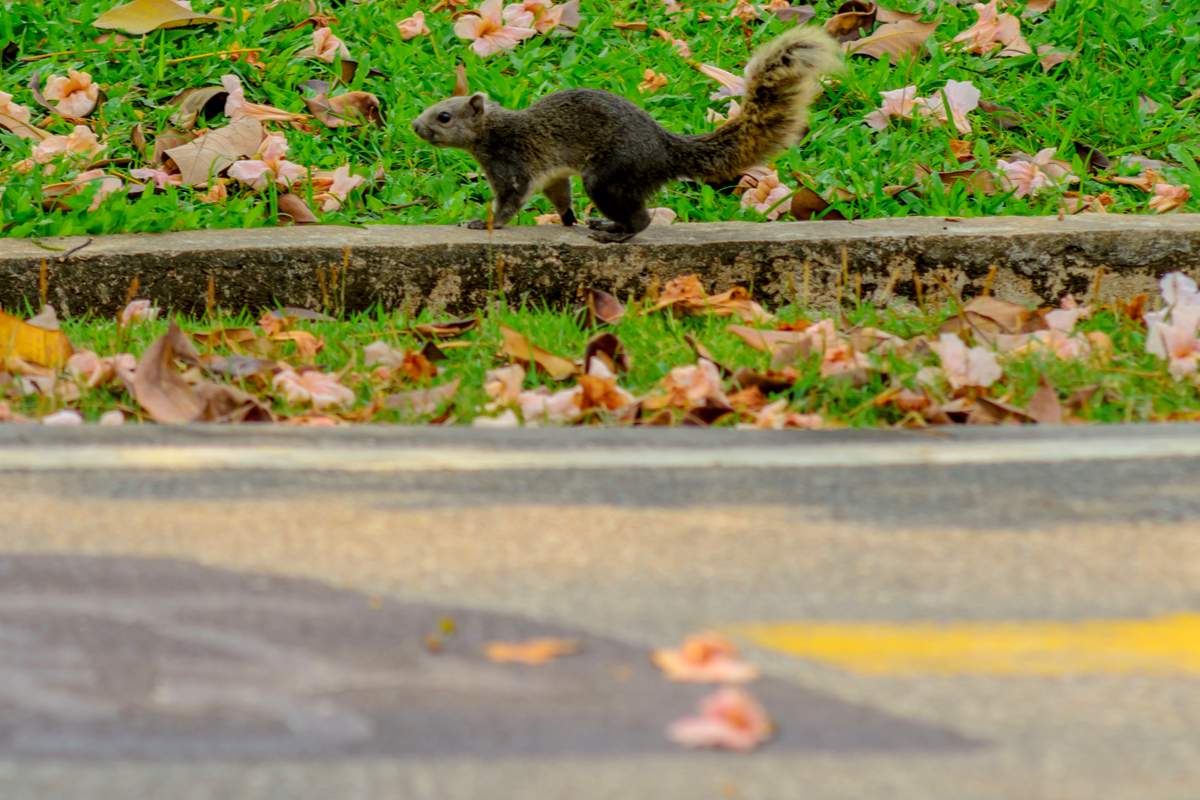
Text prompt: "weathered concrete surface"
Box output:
[[1, 215, 1197, 316], [2, 425, 1200, 799]]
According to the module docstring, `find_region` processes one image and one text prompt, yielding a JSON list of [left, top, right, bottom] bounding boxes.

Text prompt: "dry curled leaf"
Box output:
[[302, 80, 382, 129], [727, 324, 815, 354], [0, 111, 50, 141], [94, 0, 229, 35], [499, 326, 578, 380], [277, 192, 318, 225], [790, 185, 847, 220], [1026, 378, 1064, 424], [914, 164, 997, 195], [484, 638, 580, 665], [583, 331, 630, 374], [846, 20, 937, 61], [0, 309, 74, 368], [133, 322, 270, 423], [650, 275, 773, 324], [167, 85, 228, 129], [386, 378, 460, 416], [412, 318, 478, 338], [824, 0, 876, 42], [165, 117, 263, 186], [585, 288, 626, 325]]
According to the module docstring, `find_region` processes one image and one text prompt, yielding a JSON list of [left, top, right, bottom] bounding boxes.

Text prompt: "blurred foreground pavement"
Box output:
[[0, 424, 1198, 799]]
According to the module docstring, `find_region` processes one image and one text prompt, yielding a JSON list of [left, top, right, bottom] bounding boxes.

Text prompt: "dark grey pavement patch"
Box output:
[[0, 555, 976, 761], [2, 216, 1198, 316]]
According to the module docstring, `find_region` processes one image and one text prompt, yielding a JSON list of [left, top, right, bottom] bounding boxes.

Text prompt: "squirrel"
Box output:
[[412, 27, 841, 242]]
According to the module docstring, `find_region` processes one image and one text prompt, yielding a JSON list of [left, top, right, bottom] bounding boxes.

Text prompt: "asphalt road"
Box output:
[[0, 424, 1198, 799]]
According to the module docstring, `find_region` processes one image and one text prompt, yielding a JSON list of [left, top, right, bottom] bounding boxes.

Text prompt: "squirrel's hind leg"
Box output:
[[543, 178, 576, 227], [582, 176, 651, 243]]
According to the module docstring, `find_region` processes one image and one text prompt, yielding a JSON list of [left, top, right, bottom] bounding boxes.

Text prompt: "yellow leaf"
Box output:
[[484, 638, 580, 665], [94, 0, 229, 35], [0, 310, 74, 368]]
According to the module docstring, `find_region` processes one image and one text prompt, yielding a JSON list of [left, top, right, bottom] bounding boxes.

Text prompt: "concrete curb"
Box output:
[[2, 215, 1197, 316]]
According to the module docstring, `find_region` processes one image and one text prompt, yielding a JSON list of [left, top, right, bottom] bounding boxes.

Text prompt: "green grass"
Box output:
[[1, 0, 1197, 238], [6, 294, 1199, 425]]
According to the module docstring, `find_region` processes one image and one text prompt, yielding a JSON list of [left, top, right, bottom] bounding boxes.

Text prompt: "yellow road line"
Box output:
[[734, 614, 1200, 676]]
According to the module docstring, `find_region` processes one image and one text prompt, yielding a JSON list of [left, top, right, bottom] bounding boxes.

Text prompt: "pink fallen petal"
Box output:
[[300, 27, 352, 63], [273, 368, 356, 410], [484, 364, 526, 405], [652, 632, 760, 683], [865, 85, 919, 129], [228, 159, 272, 190], [120, 299, 160, 327], [99, 410, 125, 426], [0, 91, 32, 123], [931, 333, 1002, 389], [667, 687, 773, 752], [697, 63, 746, 100], [473, 408, 521, 427], [397, 10, 431, 39], [41, 409, 84, 426], [42, 70, 99, 117], [1148, 182, 1191, 214]]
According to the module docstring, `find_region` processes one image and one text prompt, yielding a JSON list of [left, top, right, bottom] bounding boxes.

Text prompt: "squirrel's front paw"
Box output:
[[462, 219, 502, 230]]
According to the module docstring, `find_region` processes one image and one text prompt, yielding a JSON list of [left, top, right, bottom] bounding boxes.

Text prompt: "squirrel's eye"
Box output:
[[436, 111, 452, 124]]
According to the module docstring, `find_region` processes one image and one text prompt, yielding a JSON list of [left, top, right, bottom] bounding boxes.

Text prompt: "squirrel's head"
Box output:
[[412, 93, 490, 148]]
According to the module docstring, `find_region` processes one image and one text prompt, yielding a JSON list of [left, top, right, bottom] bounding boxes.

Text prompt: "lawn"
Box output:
[[0, 0, 1196, 238], [4, 274, 1199, 426]]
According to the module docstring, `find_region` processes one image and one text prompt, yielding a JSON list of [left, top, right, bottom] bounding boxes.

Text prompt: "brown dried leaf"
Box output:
[[302, 80, 383, 128], [978, 100, 1024, 130], [845, 20, 937, 61], [876, 5, 921, 22], [165, 117, 263, 186], [914, 164, 997, 195], [789, 186, 847, 220], [586, 288, 626, 325], [270, 330, 323, 361], [583, 331, 630, 374], [1022, 0, 1055, 16], [94, 0, 229, 35], [969, 396, 1032, 425], [775, 4, 816, 22], [613, 20, 649, 30], [1036, 45, 1073, 72], [0, 111, 51, 141], [1026, 379, 1063, 425], [948, 139, 973, 162], [167, 85, 228, 129], [941, 296, 1039, 341], [412, 317, 478, 338], [499, 326, 578, 380], [386, 378, 461, 415], [278, 192, 318, 225], [452, 63, 470, 96], [650, 276, 773, 323], [0, 309, 74, 367], [484, 638, 580, 665], [133, 322, 269, 423], [824, 0, 876, 42], [1072, 141, 1110, 174], [727, 325, 813, 354]]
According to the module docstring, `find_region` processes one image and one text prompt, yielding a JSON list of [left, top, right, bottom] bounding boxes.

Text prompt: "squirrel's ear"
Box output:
[[467, 93, 487, 115]]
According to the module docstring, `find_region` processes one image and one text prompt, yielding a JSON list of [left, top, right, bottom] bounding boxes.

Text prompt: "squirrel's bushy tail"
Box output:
[[670, 27, 841, 182]]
